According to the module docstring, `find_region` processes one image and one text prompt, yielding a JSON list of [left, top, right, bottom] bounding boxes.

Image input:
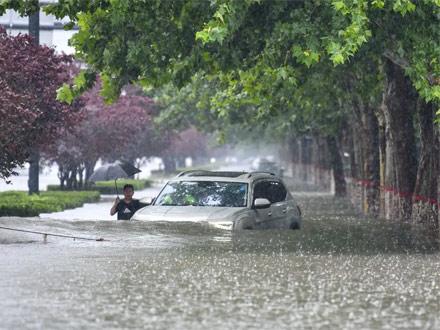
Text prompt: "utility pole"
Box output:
[[28, 5, 40, 195]]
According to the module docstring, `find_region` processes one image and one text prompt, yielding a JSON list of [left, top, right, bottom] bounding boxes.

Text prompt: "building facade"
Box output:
[[0, 1, 76, 54]]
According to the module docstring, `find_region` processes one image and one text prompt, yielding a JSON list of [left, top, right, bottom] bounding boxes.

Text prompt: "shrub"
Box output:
[[93, 179, 151, 194], [0, 191, 100, 217], [47, 179, 151, 194]]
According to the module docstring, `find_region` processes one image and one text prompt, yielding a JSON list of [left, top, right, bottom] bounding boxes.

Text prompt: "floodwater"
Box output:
[[1, 193, 439, 329]]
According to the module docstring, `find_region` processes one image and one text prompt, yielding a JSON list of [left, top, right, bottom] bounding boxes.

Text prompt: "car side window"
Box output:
[[253, 180, 287, 203], [268, 181, 287, 203], [253, 181, 271, 201]]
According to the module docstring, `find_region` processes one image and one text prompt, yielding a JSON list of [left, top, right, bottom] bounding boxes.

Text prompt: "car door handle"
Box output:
[[267, 211, 272, 216], [282, 208, 287, 213]]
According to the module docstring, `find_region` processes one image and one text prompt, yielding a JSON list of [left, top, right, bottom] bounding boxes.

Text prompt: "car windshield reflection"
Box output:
[[154, 181, 248, 207]]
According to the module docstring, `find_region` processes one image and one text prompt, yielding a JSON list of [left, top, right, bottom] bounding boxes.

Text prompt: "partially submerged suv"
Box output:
[[132, 171, 302, 230]]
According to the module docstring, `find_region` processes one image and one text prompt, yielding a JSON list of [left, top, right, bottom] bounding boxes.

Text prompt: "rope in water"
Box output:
[[0, 226, 105, 241]]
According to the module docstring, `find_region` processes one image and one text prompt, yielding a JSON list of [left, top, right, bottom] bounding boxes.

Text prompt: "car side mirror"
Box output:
[[253, 198, 271, 209]]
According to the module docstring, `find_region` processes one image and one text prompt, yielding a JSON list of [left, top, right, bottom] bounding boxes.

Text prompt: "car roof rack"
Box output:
[[246, 171, 275, 178], [176, 170, 248, 178], [176, 170, 210, 177]]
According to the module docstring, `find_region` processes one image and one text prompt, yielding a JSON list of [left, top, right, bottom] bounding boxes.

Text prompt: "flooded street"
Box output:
[[2, 0, 439, 328], [1, 193, 439, 329]]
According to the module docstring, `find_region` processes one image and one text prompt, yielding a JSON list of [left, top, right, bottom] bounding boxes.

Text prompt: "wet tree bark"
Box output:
[[412, 100, 439, 231], [348, 111, 363, 211], [344, 75, 380, 217], [382, 59, 418, 221], [347, 122, 360, 180], [326, 135, 346, 197], [360, 104, 380, 218], [27, 9, 40, 195], [376, 108, 387, 219]]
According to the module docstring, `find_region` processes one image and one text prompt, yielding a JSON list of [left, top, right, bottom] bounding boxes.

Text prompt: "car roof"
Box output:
[[169, 170, 279, 183]]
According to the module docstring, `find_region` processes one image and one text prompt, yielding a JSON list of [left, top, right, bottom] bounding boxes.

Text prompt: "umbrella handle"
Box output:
[[115, 179, 119, 197]]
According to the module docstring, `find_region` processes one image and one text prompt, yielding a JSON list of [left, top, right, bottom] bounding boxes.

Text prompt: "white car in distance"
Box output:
[[132, 171, 302, 230]]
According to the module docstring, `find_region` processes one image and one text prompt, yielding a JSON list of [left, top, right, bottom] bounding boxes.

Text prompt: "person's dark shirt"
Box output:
[[115, 199, 145, 220]]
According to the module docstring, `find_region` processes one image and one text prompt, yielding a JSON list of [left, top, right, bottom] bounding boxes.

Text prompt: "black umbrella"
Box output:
[[89, 161, 141, 196]]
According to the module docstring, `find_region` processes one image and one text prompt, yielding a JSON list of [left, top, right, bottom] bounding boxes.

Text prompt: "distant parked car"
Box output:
[[132, 171, 302, 230], [252, 158, 284, 178]]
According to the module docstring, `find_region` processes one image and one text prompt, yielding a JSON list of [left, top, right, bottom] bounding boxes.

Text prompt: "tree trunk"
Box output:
[[163, 156, 176, 174], [382, 59, 418, 221], [27, 9, 40, 195], [78, 167, 84, 189], [377, 108, 387, 219], [412, 100, 439, 231], [438, 125, 440, 233], [326, 135, 346, 197], [66, 167, 77, 190], [360, 104, 380, 218], [28, 149, 40, 195], [348, 122, 360, 180], [348, 114, 363, 212], [58, 164, 67, 190], [85, 160, 97, 188]]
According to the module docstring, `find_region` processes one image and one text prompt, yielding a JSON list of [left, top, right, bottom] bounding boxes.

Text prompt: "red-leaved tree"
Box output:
[[44, 82, 162, 189], [0, 27, 80, 182], [160, 128, 208, 172]]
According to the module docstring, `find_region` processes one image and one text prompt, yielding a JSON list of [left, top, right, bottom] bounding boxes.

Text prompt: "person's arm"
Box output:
[[110, 197, 120, 216], [138, 201, 149, 208], [134, 199, 148, 210]]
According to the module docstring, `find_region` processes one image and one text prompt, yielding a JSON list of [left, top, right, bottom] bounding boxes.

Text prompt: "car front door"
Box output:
[[252, 180, 288, 228], [252, 180, 272, 227], [266, 180, 289, 228]]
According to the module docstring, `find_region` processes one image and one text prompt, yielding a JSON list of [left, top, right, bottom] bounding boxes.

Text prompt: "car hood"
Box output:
[[132, 205, 246, 222]]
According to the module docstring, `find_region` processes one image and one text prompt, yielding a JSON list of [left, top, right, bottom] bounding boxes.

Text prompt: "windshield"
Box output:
[[154, 181, 248, 207]]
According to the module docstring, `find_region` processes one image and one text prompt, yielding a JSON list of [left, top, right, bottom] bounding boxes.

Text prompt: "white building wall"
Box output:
[[0, 2, 76, 54]]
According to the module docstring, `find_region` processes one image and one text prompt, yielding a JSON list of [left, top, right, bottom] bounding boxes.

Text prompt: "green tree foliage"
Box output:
[[5, 0, 440, 129], [0, 0, 39, 16], [41, 1, 438, 121]]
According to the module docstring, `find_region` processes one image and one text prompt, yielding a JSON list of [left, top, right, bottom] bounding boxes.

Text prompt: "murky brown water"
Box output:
[[0, 193, 439, 329]]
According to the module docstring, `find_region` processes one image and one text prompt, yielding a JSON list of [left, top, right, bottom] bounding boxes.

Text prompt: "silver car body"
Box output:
[[132, 171, 302, 230]]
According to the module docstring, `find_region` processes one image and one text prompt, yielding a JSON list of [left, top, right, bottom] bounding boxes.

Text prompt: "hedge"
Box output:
[[47, 179, 151, 194], [0, 191, 100, 217]]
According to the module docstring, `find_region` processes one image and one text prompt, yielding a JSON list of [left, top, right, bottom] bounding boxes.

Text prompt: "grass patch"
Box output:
[[0, 191, 100, 217], [47, 179, 151, 194]]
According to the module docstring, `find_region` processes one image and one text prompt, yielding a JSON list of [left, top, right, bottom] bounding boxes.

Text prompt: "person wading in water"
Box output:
[[110, 184, 146, 220]]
